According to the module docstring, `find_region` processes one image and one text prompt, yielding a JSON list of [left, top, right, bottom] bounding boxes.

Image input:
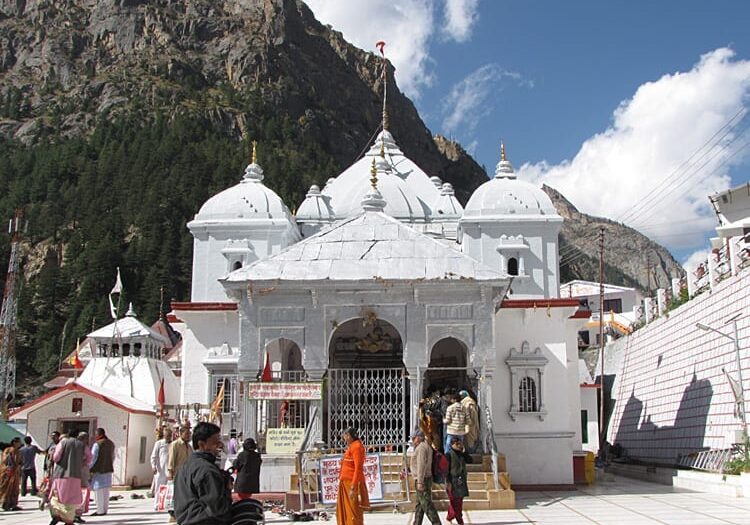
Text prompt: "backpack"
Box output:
[[432, 449, 449, 484]]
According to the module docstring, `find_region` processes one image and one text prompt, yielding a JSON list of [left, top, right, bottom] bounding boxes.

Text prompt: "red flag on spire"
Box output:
[[261, 352, 272, 382], [157, 378, 166, 413], [376, 40, 386, 56], [68, 339, 84, 370]]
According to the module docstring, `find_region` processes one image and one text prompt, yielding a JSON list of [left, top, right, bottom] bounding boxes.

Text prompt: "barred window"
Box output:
[[211, 376, 236, 413], [519, 376, 537, 412]]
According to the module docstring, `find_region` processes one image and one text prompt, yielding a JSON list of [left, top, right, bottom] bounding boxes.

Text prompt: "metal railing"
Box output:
[[677, 448, 734, 473], [296, 442, 412, 512], [482, 404, 500, 490]]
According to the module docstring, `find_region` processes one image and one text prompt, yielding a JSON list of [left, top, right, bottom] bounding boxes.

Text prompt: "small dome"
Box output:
[[297, 184, 335, 221], [463, 146, 558, 219], [432, 183, 463, 219], [195, 161, 294, 222]]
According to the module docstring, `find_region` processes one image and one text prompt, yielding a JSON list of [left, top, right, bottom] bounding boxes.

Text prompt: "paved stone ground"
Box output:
[[2, 475, 750, 525]]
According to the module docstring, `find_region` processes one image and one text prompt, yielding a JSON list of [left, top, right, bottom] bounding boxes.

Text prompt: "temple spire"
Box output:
[[370, 158, 378, 190], [252, 140, 258, 164], [376, 40, 389, 131], [361, 158, 386, 212], [501, 141, 507, 162]]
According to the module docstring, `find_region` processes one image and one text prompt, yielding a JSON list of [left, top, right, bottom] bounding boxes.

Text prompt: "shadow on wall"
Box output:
[[612, 373, 713, 466]]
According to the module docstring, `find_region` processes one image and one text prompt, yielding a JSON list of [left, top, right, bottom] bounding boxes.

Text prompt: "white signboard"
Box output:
[[319, 453, 384, 505], [246, 382, 323, 400], [266, 427, 306, 454]]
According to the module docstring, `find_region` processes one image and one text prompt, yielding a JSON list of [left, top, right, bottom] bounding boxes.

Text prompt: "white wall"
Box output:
[[20, 391, 135, 486], [580, 388, 600, 454], [492, 306, 579, 485], [126, 413, 157, 488], [175, 310, 239, 406]]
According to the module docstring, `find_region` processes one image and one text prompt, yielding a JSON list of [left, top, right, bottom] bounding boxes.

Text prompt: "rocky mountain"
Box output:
[[0, 0, 487, 201], [545, 185, 683, 292]]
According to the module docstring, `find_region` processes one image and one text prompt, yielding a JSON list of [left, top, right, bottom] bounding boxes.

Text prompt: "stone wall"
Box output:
[[605, 270, 750, 465]]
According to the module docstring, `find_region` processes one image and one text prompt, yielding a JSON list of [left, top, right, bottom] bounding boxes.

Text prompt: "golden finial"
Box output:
[[370, 158, 378, 190], [501, 141, 507, 162], [380, 137, 385, 158], [383, 102, 390, 132], [252, 140, 257, 164]]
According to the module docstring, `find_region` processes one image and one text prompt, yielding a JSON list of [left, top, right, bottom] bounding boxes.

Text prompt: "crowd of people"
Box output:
[[419, 389, 480, 455], [0, 428, 115, 525]]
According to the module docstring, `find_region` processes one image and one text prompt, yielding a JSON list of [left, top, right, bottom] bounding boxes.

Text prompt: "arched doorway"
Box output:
[[327, 317, 407, 448], [423, 337, 473, 396], [256, 338, 309, 446]]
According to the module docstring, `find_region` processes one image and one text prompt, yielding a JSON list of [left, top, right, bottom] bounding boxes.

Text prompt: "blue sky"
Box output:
[[307, 1, 750, 266]]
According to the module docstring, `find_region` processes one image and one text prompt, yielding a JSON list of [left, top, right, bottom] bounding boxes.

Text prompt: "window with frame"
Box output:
[[519, 376, 538, 412], [211, 376, 235, 413], [71, 398, 83, 413], [603, 298, 623, 314], [507, 257, 519, 276], [139, 436, 147, 464]]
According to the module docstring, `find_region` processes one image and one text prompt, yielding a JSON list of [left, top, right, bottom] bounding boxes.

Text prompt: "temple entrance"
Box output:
[[256, 338, 309, 443], [423, 337, 475, 396], [326, 317, 407, 448]]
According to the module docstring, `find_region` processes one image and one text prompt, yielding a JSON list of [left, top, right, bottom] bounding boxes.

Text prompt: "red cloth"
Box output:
[[339, 440, 365, 484], [261, 353, 272, 382], [446, 486, 464, 525]]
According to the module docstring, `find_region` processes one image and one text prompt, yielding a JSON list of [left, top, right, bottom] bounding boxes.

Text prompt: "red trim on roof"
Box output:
[[570, 310, 592, 319], [166, 313, 183, 323], [10, 383, 155, 418], [501, 298, 581, 309], [580, 383, 602, 388], [170, 302, 238, 311]]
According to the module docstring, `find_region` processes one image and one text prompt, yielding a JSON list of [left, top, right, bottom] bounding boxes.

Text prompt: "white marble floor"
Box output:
[[2, 475, 750, 525]]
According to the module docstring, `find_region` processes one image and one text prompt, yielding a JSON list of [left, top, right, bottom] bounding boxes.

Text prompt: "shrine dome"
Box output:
[[463, 146, 558, 219], [194, 160, 294, 223], [320, 130, 439, 220]]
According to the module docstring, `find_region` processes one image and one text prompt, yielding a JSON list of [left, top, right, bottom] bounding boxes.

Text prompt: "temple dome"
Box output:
[[463, 147, 557, 219], [320, 130, 439, 219], [194, 161, 294, 223], [296, 185, 335, 221]]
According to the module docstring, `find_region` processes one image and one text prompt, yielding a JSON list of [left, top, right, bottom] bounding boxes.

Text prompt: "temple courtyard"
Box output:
[[2, 475, 750, 525]]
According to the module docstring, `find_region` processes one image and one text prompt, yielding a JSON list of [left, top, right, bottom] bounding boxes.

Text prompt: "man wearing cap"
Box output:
[[410, 430, 441, 525]]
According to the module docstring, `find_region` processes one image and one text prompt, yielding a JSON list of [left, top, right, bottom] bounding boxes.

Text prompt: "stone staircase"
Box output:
[[287, 453, 515, 512]]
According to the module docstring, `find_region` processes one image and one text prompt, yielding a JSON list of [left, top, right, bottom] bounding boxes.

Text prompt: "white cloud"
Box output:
[[519, 48, 750, 250], [441, 64, 532, 136], [305, 0, 436, 99], [442, 0, 479, 42], [682, 248, 711, 280]]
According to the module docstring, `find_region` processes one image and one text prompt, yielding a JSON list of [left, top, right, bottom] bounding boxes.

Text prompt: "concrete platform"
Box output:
[[4, 474, 750, 524]]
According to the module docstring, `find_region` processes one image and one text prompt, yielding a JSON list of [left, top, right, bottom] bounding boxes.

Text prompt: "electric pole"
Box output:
[[0, 210, 24, 419], [598, 227, 606, 451]]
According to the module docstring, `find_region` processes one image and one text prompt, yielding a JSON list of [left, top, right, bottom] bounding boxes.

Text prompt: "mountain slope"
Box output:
[[545, 185, 683, 291]]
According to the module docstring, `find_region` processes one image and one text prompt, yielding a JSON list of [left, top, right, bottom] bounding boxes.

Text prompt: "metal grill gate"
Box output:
[[327, 368, 407, 448]]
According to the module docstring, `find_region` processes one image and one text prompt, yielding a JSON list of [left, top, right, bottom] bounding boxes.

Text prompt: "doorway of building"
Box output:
[[326, 316, 407, 448], [423, 337, 473, 395], [57, 418, 97, 437]]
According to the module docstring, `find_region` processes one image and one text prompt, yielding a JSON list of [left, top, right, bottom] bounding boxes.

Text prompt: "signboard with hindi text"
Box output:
[[319, 453, 384, 505], [266, 427, 306, 454], [246, 382, 323, 400]]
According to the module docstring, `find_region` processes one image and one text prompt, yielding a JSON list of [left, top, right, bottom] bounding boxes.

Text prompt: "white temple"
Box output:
[[170, 110, 592, 489]]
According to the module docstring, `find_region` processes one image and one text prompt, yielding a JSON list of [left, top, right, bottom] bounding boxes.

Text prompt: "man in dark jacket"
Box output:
[[173, 422, 232, 525]]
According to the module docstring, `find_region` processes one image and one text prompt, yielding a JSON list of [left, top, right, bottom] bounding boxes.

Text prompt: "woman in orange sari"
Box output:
[[0, 437, 23, 511], [337, 428, 369, 525]]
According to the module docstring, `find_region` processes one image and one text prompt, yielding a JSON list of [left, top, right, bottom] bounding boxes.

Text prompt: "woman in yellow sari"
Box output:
[[0, 437, 22, 511], [337, 428, 369, 525]]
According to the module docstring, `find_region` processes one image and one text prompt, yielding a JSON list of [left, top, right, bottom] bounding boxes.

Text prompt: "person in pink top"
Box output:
[[50, 429, 91, 525]]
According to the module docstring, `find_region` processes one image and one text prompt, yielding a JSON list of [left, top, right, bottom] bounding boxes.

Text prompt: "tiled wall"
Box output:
[[606, 270, 749, 465]]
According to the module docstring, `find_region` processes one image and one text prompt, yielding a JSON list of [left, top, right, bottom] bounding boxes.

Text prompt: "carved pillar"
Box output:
[[407, 366, 422, 435]]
